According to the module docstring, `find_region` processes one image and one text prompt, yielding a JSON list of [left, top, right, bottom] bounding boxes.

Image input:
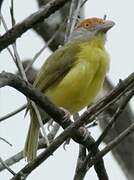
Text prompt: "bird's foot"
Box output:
[[59, 107, 71, 150], [60, 107, 71, 124], [63, 138, 71, 150], [47, 119, 54, 131]]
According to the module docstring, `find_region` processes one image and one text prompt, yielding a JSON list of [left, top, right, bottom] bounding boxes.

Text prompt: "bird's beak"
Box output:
[[96, 20, 115, 33]]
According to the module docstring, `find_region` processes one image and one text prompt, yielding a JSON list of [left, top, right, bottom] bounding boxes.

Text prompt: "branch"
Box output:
[[0, 104, 26, 123], [0, 0, 71, 52], [0, 152, 23, 172], [0, 0, 3, 10], [80, 0, 89, 8], [64, 0, 81, 43], [98, 78, 134, 180], [35, 0, 84, 51], [2, 3, 50, 144], [73, 113, 108, 180], [0, 73, 108, 180], [25, 20, 66, 73], [0, 71, 133, 131], [0, 157, 16, 176], [85, 120, 134, 170], [74, 88, 134, 178], [0, 72, 133, 179], [0, 137, 12, 147], [73, 145, 87, 180], [0, 123, 60, 172], [95, 89, 134, 148]]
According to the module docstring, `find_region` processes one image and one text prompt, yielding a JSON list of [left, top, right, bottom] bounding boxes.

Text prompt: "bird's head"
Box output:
[[69, 17, 115, 42]]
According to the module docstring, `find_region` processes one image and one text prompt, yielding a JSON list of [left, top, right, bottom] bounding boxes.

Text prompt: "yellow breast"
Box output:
[[45, 36, 109, 114]]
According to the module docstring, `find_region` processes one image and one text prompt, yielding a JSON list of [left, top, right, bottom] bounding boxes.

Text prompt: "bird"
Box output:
[[24, 17, 115, 161]]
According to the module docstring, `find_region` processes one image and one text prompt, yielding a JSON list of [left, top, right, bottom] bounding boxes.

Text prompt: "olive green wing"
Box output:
[[33, 43, 80, 92]]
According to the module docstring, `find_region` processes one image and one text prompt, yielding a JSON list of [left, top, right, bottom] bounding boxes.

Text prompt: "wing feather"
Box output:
[[34, 43, 80, 92]]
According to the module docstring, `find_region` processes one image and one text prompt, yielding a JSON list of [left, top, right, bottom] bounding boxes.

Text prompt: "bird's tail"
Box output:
[[23, 107, 40, 162]]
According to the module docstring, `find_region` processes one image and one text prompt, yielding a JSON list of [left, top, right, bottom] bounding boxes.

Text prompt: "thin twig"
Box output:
[[0, 0, 3, 10], [25, 19, 66, 73], [0, 12, 8, 31], [0, 152, 23, 172], [86, 120, 134, 169], [64, 0, 75, 43], [0, 137, 12, 146], [1, 5, 49, 145], [94, 90, 134, 148], [69, 0, 81, 35], [0, 157, 16, 175], [73, 145, 87, 180], [0, 104, 26, 122], [0, 13, 16, 63], [0, 0, 71, 51], [84, 80, 134, 126], [12, 27, 49, 145], [0, 18, 65, 125], [75, 89, 134, 176], [10, 0, 16, 26], [0, 123, 60, 172], [80, 0, 89, 8], [64, 0, 81, 43], [13, 41, 49, 146]]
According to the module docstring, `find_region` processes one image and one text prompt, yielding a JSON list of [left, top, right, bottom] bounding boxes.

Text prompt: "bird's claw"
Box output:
[[60, 107, 71, 123], [63, 138, 71, 150], [47, 119, 54, 131]]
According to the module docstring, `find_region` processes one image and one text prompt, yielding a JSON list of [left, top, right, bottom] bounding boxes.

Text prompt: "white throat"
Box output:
[[68, 28, 106, 44]]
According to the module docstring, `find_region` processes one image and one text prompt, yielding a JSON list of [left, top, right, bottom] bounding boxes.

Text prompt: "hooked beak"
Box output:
[[96, 20, 115, 33]]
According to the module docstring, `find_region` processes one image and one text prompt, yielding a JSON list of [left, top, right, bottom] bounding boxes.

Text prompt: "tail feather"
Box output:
[[23, 107, 40, 161]]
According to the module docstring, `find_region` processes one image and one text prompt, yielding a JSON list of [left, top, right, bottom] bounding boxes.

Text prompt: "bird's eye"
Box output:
[[85, 23, 90, 27]]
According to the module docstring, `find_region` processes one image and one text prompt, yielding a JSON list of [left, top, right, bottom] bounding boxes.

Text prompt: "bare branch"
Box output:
[[73, 113, 88, 180], [73, 145, 87, 180], [0, 137, 12, 146], [1, 2, 65, 146], [0, 0, 3, 10], [0, 0, 71, 52], [0, 123, 60, 172], [0, 152, 23, 172], [11, 130, 108, 180], [95, 90, 134, 148], [0, 104, 26, 122], [0, 13, 16, 63], [8, 5, 50, 144], [34, 0, 84, 51], [74, 89, 134, 178], [10, 0, 16, 26], [86, 120, 134, 170], [80, 0, 89, 8], [0, 71, 133, 127], [64, 0, 81, 43], [99, 78, 134, 180], [0, 72, 133, 179], [25, 19, 66, 73], [0, 157, 16, 176]]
